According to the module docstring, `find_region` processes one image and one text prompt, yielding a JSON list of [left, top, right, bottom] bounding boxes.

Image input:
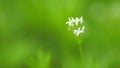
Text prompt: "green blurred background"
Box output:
[[0, 0, 120, 68]]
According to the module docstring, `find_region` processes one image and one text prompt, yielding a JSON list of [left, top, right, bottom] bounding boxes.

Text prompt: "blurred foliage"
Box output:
[[0, 0, 120, 68]]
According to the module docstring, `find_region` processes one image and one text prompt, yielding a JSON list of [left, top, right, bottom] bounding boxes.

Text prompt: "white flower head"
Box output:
[[74, 16, 83, 26], [66, 17, 75, 27], [66, 21, 74, 27], [66, 16, 85, 37], [74, 26, 85, 37]]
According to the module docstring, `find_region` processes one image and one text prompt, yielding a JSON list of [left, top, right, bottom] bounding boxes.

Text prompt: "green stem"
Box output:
[[78, 39, 84, 68]]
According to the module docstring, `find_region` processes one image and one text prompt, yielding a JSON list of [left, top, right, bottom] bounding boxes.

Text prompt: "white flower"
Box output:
[[66, 21, 74, 27], [74, 16, 83, 26], [70, 17, 75, 22], [79, 16, 83, 24], [66, 16, 85, 37], [66, 17, 75, 27], [74, 17, 80, 26], [74, 26, 85, 37], [81, 26, 85, 31]]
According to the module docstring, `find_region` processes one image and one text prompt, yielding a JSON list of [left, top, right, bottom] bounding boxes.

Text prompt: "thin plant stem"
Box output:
[[77, 38, 84, 68]]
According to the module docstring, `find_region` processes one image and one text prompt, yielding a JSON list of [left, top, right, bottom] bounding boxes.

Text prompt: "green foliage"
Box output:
[[0, 0, 120, 68]]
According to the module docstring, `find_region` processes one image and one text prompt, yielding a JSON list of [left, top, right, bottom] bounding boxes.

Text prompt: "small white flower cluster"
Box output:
[[66, 16, 85, 37]]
